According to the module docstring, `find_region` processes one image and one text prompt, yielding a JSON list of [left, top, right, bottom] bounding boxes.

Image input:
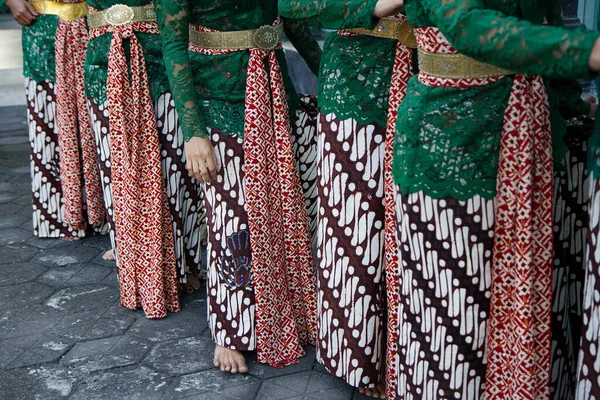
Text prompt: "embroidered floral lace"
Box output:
[[279, 0, 400, 127], [155, 0, 321, 140], [393, 0, 599, 200]]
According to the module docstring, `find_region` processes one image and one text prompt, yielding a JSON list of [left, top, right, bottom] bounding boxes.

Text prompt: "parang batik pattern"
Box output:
[[26, 78, 87, 239], [393, 189, 494, 400], [291, 95, 319, 246], [316, 111, 386, 389], [550, 120, 591, 400], [204, 129, 256, 351], [576, 177, 600, 400], [154, 93, 207, 280]]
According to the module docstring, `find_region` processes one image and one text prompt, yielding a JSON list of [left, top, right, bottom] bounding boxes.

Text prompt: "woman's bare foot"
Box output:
[[181, 273, 202, 294], [358, 382, 386, 399], [103, 249, 115, 261], [213, 345, 248, 374]]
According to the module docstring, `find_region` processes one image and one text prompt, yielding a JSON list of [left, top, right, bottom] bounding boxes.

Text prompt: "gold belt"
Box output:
[[189, 23, 284, 51], [87, 4, 156, 29], [418, 48, 514, 79], [346, 18, 417, 48], [30, 1, 87, 22]]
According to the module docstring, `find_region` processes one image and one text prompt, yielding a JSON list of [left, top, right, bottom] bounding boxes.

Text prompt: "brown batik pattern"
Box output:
[[154, 92, 207, 280], [26, 78, 86, 239], [575, 177, 600, 399], [204, 129, 255, 351], [291, 95, 319, 246], [551, 123, 591, 400], [394, 190, 495, 400], [316, 112, 386, 389]]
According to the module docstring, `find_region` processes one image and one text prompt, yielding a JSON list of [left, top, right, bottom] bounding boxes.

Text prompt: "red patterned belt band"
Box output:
[[189, 19, 318, 368], [54, 14, 105, 231], [87, 7, 180, 319], [414, 27, 553, 399]]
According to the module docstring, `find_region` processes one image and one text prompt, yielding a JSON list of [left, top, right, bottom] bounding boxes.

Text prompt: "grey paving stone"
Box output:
[[7, 334, 74, 369], [0, 201, 23, 214], [0, 135, 29, 145], [0, 227, 33, 246], [0, 281, 53, 310], [164, 368, 259, 399], [129, 298, 207, 343], [0, 341, 23, 368], [2, 313, 62, 339], [0, 192, 16, 203], [263, 371, 312, 394], [61, 335, 151, 373], [218, 380, 263, 400], [0, 243, 40, 263], [0, 304, 38, 338], [44, 284, 117, 313], [255, 380, 303, 400], [90, 250, 118, 268], [81, 234, 112, 251], [36, 263, 86, 288], [143, 336, 215, 376], [0, 217, 30, 233], [304, 371, 354, 400], [0, 181, 30, 195], [101, 270, 120, 287], [0, 261, 47, 286], [62, 265, 112, 287], [247, 345, 316, 380], [52, 306, 135, 342], [32, 245, 101, 267], [70, 365, 170, 400], [8, 165, 31, 175], [26, 235, 77, 250], [0, 364, 81, 399]]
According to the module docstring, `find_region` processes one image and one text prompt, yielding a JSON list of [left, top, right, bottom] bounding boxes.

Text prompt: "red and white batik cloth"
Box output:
[[87, 14, 179, 319], [88, 93, 207, 284], [54, 2, 105, 231], [313, 25, 413, 391], [26, 78, 87, 239], [391, 27, 553, 400], [189, 20, 318, 368]]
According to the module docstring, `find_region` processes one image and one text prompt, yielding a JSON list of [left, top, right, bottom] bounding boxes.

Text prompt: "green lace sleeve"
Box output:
[[278, 0, 378, 30], [155, 0, 207, 140], [0, 0, 9, 13], [421, 0, 599, 80], [283, 18, 322, 76]]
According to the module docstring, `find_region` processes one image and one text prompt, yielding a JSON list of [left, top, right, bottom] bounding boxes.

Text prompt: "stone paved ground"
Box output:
[[0, 105, 372, 400]]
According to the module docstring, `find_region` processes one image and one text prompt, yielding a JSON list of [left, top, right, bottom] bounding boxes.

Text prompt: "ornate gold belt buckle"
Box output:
[[104, 4, 135, 26], [58, 3, 87, 22], [252, 25, 281, 50]]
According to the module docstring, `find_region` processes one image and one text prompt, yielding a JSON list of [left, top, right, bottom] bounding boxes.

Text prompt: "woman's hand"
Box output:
[[373, 0, 404, 19], [184, 136, 218, 183], [6, 0, 39, 26]]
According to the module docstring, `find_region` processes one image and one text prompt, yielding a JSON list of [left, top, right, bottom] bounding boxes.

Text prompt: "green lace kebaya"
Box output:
[[279, 0, 400, 127], [155, 0, 321, 141], [393, 0, 599, 200]]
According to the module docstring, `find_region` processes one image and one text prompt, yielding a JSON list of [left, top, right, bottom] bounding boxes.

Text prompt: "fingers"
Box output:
[[15, 3, 37, 25], [198, 159, 211, 183], [205, 152, 218, 181]]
